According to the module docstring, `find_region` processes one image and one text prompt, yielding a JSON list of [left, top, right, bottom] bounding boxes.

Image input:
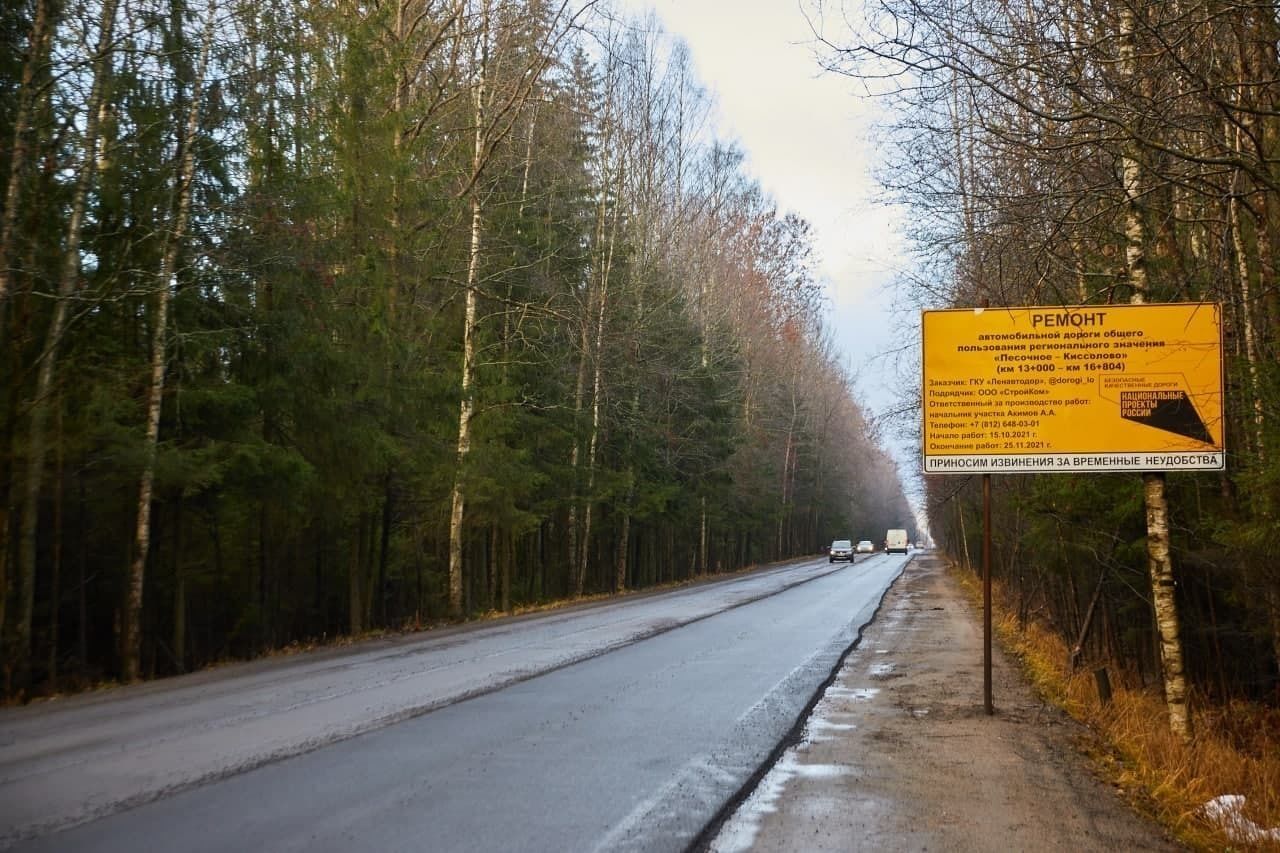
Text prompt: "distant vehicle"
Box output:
[[829, 539, 854, 562], [915, 541, 925, 549], [856, 540, 875, 554], [885, 529, 909, 555]]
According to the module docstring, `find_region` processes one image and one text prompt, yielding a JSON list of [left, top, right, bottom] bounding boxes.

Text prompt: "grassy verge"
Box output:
[[950, 565, 1280, 852]]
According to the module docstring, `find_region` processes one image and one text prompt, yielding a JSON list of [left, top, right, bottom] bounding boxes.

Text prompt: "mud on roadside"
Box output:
[[709, 554, 1181, 853]]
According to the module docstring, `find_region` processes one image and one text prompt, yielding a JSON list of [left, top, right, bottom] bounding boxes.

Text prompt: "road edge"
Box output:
[[683, 553, 916, 852]]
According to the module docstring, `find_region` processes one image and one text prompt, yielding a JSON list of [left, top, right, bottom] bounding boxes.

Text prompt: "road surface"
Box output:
[[1, 553, 907, 852]]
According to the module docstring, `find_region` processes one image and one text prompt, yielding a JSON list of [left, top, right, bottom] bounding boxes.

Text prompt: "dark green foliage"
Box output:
[[0, 0, 912, 696]]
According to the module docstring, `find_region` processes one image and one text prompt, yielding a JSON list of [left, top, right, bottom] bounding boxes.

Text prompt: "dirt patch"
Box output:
[[710, 555, 1181, 852]]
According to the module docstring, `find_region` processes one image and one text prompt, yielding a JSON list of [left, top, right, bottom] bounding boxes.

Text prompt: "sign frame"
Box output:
[[921, 303, 1225, 475]]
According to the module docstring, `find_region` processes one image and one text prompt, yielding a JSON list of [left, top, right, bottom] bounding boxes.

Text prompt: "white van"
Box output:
[[885, 529, 909, 554]]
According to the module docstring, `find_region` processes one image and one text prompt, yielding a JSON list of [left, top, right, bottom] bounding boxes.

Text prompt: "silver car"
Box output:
[[829, 539, 854, 562]]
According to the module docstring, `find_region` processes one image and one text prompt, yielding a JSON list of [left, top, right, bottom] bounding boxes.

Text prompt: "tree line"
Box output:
[[816, 0, 1280, 719], [0, 0, 913, 698]]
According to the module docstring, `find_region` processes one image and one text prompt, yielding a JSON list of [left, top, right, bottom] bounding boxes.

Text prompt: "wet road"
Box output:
[[2, 554, 907, 852]]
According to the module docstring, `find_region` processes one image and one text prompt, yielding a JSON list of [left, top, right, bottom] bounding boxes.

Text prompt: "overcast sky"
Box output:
[[613, 0, 922, 507]]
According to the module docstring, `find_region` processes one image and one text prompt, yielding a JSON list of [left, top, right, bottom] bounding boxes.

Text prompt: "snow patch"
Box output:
[[793, 762, 848, 779], [710, 752, 799, 853], [822, 686, 880, 702], [712, 675, 864, 853], [710, 750, 851, 853], [1199, 795, 1280, 844], [802, 717, 856, 743]]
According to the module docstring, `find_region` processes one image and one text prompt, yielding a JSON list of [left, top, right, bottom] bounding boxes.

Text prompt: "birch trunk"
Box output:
[[1143, 473, 1189, 736], [0, 0, 55, 657], [446, 190, 480, 617], [1120, 5, 1189, 740], [566, 205, 600, 598], [447, 0, 491, 617], [566, 322, 587, 594], [122, 1, 214, 681], [1226, 125, 1266, 461], [576, 185, 619, 596], [448, 68, 486, 618], [570, 67, 619, 596], [13, 0, 118, 691], [1227, 48, 1280, 692], [615, 282, 645, 595]]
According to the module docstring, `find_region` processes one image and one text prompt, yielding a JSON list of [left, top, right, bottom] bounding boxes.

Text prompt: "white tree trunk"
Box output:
[[124, 1, 215, 681], [1143, 473, 1189, 738], [448, 2, 489, 617], [15, 0, 118, 688], [577, 196, 617, 596], [1226, 126, 1266, 461], [1120, 6, 1188, 741], [447, 193, 481, 615], [615, 281, 645, 595]]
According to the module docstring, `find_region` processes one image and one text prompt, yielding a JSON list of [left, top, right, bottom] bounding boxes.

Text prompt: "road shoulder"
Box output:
[[709, 554, 1181, 852]]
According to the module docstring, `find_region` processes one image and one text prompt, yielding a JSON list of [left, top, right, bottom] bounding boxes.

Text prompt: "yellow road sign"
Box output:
[[922, 303, 1224, 474]]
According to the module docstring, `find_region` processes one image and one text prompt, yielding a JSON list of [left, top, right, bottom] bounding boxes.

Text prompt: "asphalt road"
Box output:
[[2, 553, 907, 852]]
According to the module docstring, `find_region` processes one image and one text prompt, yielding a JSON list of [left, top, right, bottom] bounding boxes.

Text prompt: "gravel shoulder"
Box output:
[[709, 554, 1181, 852]]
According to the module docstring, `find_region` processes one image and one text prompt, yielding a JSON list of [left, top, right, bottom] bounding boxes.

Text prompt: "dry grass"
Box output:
[[951, 566, 1280, 852]]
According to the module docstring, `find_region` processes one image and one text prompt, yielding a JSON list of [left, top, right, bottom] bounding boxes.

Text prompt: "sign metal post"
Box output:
[[982, 472, 992, 715]]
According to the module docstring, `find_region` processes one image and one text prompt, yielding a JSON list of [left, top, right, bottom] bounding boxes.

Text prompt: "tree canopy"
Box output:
[[0, 0, 911, 696]]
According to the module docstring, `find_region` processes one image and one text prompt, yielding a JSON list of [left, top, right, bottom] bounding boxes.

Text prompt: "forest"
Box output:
[[816, 0, 1280, 720], [0, 0, 914, 699]]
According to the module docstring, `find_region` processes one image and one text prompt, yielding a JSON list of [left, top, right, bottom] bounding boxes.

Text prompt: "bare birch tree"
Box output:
[[447, 0, 591, 615], [13, 0, 119, 690], [123, 0, 217, 681]]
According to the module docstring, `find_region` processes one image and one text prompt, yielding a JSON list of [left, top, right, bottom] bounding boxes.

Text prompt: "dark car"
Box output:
[[829, 539, 854, 562]]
